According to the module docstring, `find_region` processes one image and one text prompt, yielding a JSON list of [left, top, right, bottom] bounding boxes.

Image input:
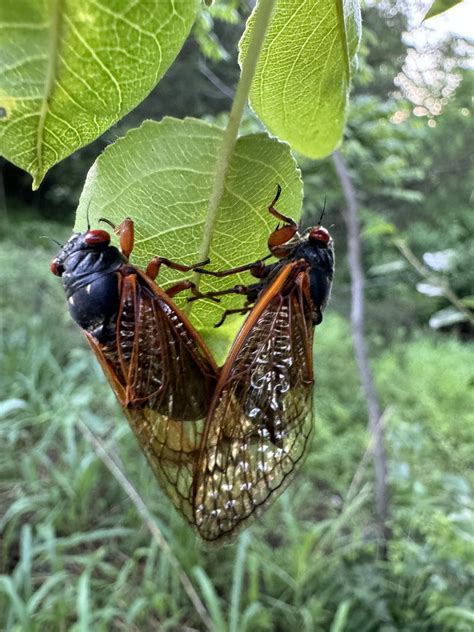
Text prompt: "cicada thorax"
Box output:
[[51, 218, 218, 527], [286, 231, 335, 325], [189, 186, 335, 541]]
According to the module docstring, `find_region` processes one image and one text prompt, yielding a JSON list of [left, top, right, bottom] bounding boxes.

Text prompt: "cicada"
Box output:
[[51, 217, 218, 522], [190, 186, 335, 540]]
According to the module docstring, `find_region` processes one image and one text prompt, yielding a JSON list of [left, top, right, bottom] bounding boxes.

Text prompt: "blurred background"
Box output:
[[0, 1, 473, 630]]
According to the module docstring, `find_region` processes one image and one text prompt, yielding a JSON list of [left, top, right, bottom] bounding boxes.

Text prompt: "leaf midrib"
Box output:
[[35, 0, 62, 186], [335, 0, 351, 82]]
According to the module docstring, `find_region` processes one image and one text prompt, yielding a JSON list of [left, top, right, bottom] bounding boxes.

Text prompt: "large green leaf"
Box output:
[[240, 0, 361, 159], [76, 117, 303, 361], [0, 0, 198, 188]]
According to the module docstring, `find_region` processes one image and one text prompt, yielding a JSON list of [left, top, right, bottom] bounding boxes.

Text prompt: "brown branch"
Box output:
[[332, 150, 391, 550], [77, 420, 212, 631]]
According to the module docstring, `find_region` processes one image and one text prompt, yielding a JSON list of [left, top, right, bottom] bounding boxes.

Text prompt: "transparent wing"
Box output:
[[112, 272, 217, 420], [194, 263, 315, 541], [125, 408, 204, 523], [86, 270, 217, 523]]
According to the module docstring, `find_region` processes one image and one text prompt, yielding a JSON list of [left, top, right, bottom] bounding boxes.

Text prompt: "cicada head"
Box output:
[[308, 225, 332, 248], [50, 229, 112, 278]]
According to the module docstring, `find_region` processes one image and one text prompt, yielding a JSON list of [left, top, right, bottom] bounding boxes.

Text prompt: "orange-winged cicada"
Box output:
[[51, 217, 218, 523], [189, 185, 335, 541]]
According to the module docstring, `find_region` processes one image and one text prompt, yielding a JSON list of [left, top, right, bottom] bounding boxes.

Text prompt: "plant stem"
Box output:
[[191, 0, 276, 290]]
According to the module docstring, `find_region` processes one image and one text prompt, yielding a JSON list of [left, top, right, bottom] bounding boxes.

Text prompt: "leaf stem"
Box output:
[[191, 0, 276, 289]]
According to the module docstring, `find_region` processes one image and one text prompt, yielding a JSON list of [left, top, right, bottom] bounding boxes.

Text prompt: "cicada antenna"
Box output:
[[99, 217, 116, 230], [40, 236, 63, 247], [318, 196, 327, 225], [271, 183, 282, 207], [85, 200, 92, 230]]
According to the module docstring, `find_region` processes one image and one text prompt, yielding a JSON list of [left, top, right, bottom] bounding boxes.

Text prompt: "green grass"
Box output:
[[0, 216, 473, 631]]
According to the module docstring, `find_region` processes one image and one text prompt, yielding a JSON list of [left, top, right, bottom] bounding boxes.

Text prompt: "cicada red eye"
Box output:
[[309, 226, 330, 245], [84, 229, 110, 246], [50, 258, 64, 276]]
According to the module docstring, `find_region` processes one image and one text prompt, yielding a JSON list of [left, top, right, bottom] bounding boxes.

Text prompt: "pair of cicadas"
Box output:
[[51, 187, 334, 541]]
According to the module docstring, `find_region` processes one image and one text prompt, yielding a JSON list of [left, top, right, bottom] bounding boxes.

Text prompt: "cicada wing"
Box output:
[[117, 272, 217, 420], [85, 270, 217, 523], [194, 263, 315, 541], [125, 408, 204, 523]]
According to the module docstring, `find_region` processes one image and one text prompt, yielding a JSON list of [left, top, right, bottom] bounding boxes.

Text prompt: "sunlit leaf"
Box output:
[[423, 0, 464, 21], [429, 307, 467, 329], [422, 248, 457, 271], [240, 0, 361, 158], [416, 282, 444, 297], [330, 599, 352, 632], [76, 117, 303, 362], [0, 0, 199, 188], [0, 398, 28, 418]]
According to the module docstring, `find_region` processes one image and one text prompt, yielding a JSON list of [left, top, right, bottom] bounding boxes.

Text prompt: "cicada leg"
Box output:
[[99, 217, 135, 258]]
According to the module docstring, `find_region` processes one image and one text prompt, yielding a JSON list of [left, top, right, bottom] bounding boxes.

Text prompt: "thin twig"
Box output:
[[394, 238, 474, 325], [198, 59, 236, 99], [77, 419, 212, 631], [344, 408, 392, 506]]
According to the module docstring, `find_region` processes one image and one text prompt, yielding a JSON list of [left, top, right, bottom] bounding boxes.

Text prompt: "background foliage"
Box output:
[[1, 0, 473, 630]]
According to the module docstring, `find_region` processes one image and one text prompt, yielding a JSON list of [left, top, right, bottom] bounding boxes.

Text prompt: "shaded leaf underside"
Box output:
[[0, 0, 198, 187]]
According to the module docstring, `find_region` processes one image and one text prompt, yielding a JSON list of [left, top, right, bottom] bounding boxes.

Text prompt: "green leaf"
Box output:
[[76, 570, 91, 632], [240, 0, 361, 159], [229, 532, 251, 632], [192, 567, 227, 631], [330, 599, 352, 632], [76, 117, 303, 362], [0, 0, 199, 189], [435, 606, 474, 625], [460, 295, 474, 309], [423, 0, 465, 21], [429, 307, 468, 329]]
